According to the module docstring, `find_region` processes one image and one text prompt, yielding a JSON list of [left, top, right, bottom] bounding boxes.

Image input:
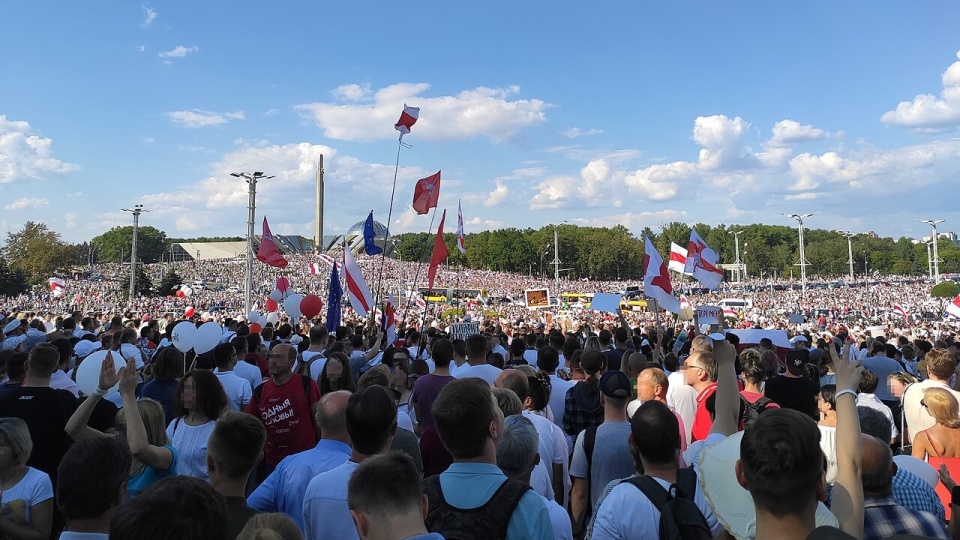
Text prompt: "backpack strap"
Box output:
[[583, 426, 598, 499], [487, 479, 530, 539], [623, 475, 672, 510], [674, 466, 698, 500], [753, 397, 774, 411], [300, 374, 312, 403], [423, 475, 445, 532], [253, 382, 264, 407]]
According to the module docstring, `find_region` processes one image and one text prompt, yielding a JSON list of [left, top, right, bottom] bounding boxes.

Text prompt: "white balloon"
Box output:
[[172, 321, 198, 353], [284, 293, 304, 319], [75, 350, 122, 397], [194, 322, 223, 354], [269, 288, 285, 302], [266, 312, 280, 325], [181, 285, 194, 297]]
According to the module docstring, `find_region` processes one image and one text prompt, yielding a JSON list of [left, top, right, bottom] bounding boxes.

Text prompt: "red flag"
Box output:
[[643, 235, 680, 314], [412, 171, 441, 215], [427, 210, 449, 293], [257, 217, 288, 269], [395, 105, 419, 140]]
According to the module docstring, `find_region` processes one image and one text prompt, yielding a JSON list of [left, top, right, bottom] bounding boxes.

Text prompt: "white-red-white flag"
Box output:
[[679, 295, 692, 310], [343, 248, 374, 318], [684, 230, 724, 290], [394, 105, 419, 140], [456, 200, 466, 254], [382, 294, 397, 346], [893, 305, 908, 321], [643, 235, 680, 314], [947, 295, 960, 319], [669, 243, 688, 274], [307, 263, 322, 275], [49, 277, 65, 297]]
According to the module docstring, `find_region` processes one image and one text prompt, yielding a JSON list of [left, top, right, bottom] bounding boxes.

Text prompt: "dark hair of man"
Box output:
[[598, 330, 612, 346], [110, 315, 123, 330], [348, 451, 422, 522], [426, 338, 451, 368], [739, 408, 824, 517], [65, 317, 78, 331], [208, 412, 266, 479], [26, 343, 60, 377], [465, 334, 488, 362], [151, 347, 184, 382], [309, 325, 328, 343], [548, 333, 565, 351], [537, 345, 560, 373], [613, 327, 628, 345], [662, 352, 680, 373], [631, 401, 680, 466], [451, 338, 466, 359], [5, 351, 27, 380], [858, 370, 879, 394], [871, 342, 886, 356], [231, 335, 248, 357], [213, 342, 235, 370], [245, 333, 262, 353], [51, 337, 72, 368], [525, 333, 537, 347], [562, 337, 580, 362], [109, 476, 229, 540], [58, 436, 131, 520], [275, 324, 292, 340], [858, 406, 892, 443], [433, 377, 496, 459], [497, 369, 529, 402], [509, 338, 525, 359], [346, 385, 397, 455], [172, 369, 228, 420], [759, 337, 773, 350]]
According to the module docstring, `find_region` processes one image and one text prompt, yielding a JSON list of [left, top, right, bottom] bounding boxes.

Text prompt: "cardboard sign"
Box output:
[[449, 322, 480, 341], [589, 292, 622, 313], [695, 306, 721, 325], [525, 288, 550, 309]]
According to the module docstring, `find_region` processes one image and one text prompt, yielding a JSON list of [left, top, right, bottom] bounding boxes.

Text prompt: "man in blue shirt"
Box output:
[[248, 390, 351, 530], [425, 377, 552, 539]]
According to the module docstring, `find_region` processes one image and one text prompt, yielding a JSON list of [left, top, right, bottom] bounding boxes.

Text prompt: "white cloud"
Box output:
[[4, 197, 49, 210], [563, 127, 603, 138], [0, 115, 80, 183], [141, 5, 157, 27], [176, 214, 198, 231], [159, 45, 199, 58], [692, 115, 750, 170], [881, 50, 960, 131], [484, 180, 509, 207], [264, 108, 279, 117], [296, 83, 550, 142], [622, 161, 697, 201], [784, 193, 819, 201], [137, 44, 146, 53], [766, 120, 831, 148], [574, 210, 688, 231], [165, 109, 245, 128]]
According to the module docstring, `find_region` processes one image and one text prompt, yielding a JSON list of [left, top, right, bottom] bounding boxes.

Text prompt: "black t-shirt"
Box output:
[[603, 348, 627, 372], [77, 396, 119, 433], [763, 375, 820, 419], [0, 386, 78, 484]]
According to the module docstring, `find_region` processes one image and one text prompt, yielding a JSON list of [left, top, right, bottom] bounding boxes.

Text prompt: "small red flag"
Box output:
[[395, 105, 419, 140], [427, 210, 449, 293], [257, 217, 289, 269], [413, 171, 441, 215]]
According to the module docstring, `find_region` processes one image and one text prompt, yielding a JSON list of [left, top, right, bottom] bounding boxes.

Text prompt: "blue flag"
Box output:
[[325, 263, 342, 333], [363, 211, 383, 256]]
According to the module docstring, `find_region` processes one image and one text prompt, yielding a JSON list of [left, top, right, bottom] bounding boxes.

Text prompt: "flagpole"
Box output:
[[400, 205, 439, 326], [374, 138, 405, 319]]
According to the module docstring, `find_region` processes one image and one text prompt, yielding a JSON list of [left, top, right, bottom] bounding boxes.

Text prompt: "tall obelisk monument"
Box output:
[[315, 155, 324, 253]]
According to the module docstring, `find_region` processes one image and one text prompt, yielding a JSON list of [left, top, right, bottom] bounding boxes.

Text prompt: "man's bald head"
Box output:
[[860, 434, 894, 496], [625, 352, 647, 378], [316, 390, 351, 439], [494, 369, 529, 402], [267, 343, 297, 377]]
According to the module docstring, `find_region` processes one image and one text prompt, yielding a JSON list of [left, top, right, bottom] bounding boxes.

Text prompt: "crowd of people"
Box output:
[[1, 256, 960, 538]]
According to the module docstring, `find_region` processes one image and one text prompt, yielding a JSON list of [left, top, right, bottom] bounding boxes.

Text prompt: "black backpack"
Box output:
[[423, 475, 529, 540], [622, 468, 712, 540], [741, 395, 774, 428]]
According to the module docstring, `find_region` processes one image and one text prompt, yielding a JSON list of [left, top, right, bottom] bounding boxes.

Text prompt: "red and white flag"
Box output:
[[49, 277, 65, 297], [317, 253, 337, 267], [307, 263, 322, 275], [684, 230, 723, 290], [257, 217, 289, 269], [668, 243, 688, 274], [383, 293, 397, 346], [679, 295, 692, 310], [947, 295, 960, 319], [343, 248, 374, 318], [893, 305, 908, 320], [723, 308, 739, 320], [413, 171, 441, 215], [428, 210, 449, 292], [456, 199, 466, 254], [395, 105, 419, 140], [643, 235, 680, 314]]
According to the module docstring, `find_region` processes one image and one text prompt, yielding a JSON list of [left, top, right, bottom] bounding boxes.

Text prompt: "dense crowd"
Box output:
[[2, 258, 960, 539]]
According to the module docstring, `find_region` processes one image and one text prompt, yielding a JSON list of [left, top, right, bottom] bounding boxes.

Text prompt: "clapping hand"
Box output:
[[939, 463, 957, 492]]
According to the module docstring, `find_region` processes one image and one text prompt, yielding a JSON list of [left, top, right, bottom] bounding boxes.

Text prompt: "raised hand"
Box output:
[[118, 357, 139, 396], [98, 351, 120, 391], [833, 339, 863, 394]]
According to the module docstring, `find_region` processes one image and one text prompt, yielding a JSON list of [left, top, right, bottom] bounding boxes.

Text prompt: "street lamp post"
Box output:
[[551, 222, 567, 291], [731, 230, 745, 283], [784, 213, 813, 297], [837, 231, 856, 282], [540, 244, 551, 278], [927, 242, 933, 278], [121, 204, 148, 300], [232, 171, 275, 314], [919, 219, 945, 283]]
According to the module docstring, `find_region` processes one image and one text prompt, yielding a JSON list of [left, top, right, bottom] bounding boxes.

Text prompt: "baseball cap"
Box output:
[[74, 340, 102, 359], [786, 349, 809, 376], [599, 370, 631, 399], [3, 319, 20, 334]]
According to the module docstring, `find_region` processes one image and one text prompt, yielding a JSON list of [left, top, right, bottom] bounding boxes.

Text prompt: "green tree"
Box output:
[[932, 281, 960, 317], [157, 269, 184, 297], [92, 226, 169, 264], [0, 257, 29, 296], [119, 265, 154, 299], [2, 221, 71, 280]]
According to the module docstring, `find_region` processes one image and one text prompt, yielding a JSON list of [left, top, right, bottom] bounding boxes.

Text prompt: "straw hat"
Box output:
[[697, 431, 838, 540]]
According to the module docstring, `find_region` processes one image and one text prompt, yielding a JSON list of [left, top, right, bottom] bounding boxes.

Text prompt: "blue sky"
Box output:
[[2, 2, 960, 245]]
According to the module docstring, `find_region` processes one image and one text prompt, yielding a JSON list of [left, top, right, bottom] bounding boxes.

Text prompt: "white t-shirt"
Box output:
[[451, 363, 502, 386], [0, 467, 53, 526], [524, 410, 571, 508], [166, 418, 216, 483], [233, 359, 264, 391], [213, 370, 253, 412]]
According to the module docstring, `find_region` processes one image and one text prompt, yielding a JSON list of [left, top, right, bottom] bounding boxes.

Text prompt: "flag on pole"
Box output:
[[947, 295, 960, 319], [428, 210, 449, 293], [456, 199, 466, 254], [382, 293, 397, 346], [394, 105, 419, 140], [325, 263, 342, 333], [668, 243, 689, 274], [893, 305, 908, 321], [343, 247, 374, 318], [307, 263, 322, 275], [48, 277, 65, 297], [317, 253, 336, 267], [363, 211, 383, 256], [684, 230, 724, 290], [257, 217, 289, 269], [413, 171, 441, 215], [679, 295, 692, 310], [643, 235, 680, 314]]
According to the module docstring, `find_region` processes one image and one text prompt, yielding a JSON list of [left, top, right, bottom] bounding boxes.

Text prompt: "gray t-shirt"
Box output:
[[570, 419, 634, 510]]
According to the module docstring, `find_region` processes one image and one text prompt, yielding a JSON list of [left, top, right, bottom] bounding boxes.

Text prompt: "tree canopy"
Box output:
[[2, 222, 72, 280], [92, 226, 169, 264]]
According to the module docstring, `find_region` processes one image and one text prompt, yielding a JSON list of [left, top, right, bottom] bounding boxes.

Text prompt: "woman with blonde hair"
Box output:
[[237, 512, 303, 540], [0, 418, 53, 540], [65, 353, 177, 496], [912, 387, 960, 460]]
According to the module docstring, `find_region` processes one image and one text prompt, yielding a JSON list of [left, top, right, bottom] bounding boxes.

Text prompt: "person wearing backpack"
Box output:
[[738, 348, 779, 427], [588, 340, 744, 540]]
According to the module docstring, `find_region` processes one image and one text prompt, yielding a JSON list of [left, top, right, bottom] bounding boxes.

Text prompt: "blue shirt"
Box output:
[[127, 445, 177, 497], [863, 494, 948, 540], [302, 460, 360, 540], [248, 439, 351, 530], [437, 462, 552, 540], [893, 467, 945, 523]]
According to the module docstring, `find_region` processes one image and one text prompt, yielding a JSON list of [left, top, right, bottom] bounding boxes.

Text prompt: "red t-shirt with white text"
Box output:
[[247, 374, 320, 467]]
